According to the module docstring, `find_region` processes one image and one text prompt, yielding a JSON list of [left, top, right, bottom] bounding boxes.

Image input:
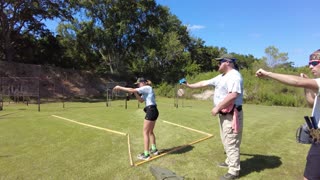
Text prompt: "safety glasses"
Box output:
[[218, 59, 231, 65], [309, 60, 320, 66], [218, 60, 226, 65]]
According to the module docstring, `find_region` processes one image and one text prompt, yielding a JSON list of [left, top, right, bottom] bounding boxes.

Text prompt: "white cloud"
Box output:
[[186, 24, 205, 31]]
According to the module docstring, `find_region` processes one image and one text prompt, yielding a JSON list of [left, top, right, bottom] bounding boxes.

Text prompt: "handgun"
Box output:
[[304, 116, 314, 129], [310, 116, 318, 129], [179, 78, 186, 85]]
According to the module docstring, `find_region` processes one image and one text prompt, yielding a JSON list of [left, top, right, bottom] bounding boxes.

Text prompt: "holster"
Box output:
[[310, 128, 320, 143], [296, 123, 313, 144], [296, 124, 320, 144], [219, 105, 242, 115]]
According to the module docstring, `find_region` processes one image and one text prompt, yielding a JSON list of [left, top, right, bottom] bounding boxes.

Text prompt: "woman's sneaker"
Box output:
[[137, 153, 150, 160], [150, 148, 159, 155]]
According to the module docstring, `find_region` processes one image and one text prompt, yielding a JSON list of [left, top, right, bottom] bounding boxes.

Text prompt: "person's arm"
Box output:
[[300, 73, 316, 107], [304, 89, 316, 107], [133, 92, 144, 103], [256, 68, 319, 90], [113, 85, 138, 93], [113, 86, 144, 103], [185, 80, 210, 89], [211, 92, 238, 116]]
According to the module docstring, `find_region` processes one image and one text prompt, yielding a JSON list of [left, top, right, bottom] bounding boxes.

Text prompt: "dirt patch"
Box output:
[[0, 61, 124, 99], [192, 90, 214, 100]]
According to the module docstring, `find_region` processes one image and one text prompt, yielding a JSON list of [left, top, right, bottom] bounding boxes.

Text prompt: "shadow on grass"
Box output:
[[0, 112, 19, 117], [61, 102, 133, 109], [62, 105, 108, 110], [159, 145, 194, 155], [0, 155, 12, 158], [63, 98, 107, 103], [240, 153, 282, 177]]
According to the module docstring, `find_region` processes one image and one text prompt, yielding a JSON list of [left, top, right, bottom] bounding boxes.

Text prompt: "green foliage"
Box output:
[[155, 82, 175, 98], [256, 89, 306, 107], [0, 0, 74, 62], [239, 68, 308, 107], [183, 61, 201, 76]]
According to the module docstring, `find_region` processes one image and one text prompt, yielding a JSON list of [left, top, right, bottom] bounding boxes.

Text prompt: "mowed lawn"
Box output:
[[0, 97, 311, 179]]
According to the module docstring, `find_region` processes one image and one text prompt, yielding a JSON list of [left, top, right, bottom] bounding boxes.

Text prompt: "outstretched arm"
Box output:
[[184, 80, 209, 89], [256, 68, 319, 90], [113, 86, 144, 103], [113, 86, 138, 93]]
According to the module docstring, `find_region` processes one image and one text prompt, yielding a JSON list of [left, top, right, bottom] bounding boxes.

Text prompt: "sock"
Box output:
[[144, 150, 149, 156], [151, 144, 157, 150]]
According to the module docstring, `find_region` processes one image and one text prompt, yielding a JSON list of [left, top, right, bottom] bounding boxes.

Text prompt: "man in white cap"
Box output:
[[184, 54, 244, 180]]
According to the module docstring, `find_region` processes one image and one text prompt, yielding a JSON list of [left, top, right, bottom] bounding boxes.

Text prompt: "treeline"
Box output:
[[0, 0, 261, 82], [0, 1, 311, 106]]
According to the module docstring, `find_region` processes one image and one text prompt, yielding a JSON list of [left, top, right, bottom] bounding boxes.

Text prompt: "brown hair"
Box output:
[[146, 80, 152, 85]]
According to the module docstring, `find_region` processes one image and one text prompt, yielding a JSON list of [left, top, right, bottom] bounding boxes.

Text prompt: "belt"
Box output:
[[236, 105, 242, 111], [146, 105, 157, 108]]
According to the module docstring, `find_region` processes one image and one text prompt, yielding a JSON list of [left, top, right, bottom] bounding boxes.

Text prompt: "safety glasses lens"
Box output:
[[309, 61, 320, 66]]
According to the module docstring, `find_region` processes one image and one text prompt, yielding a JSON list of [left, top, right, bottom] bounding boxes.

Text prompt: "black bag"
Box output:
[[296, 123, 313, 144]]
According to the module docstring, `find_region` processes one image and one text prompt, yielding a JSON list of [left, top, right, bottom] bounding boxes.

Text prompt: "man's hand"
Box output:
[[113, 85, 121, 92], [181, 82, 189, 88], [300, 73, 309, 78], [211, 107, 219, 116], [256, 68, 271, 78]]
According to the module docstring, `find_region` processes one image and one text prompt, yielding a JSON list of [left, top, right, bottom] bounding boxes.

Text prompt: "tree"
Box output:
[[232, 54, 259, 70], [59, 0, 157, 74], [188, 38, 220, 72], [0, 0, 73, 62], [57, 0, 192, 83], [262, 46, 289, 68]]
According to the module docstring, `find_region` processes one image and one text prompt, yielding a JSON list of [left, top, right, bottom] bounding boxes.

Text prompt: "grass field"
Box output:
[[0, 97, 312, 179]]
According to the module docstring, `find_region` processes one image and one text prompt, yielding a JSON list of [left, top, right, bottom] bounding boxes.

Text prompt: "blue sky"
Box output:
[[156, 0, 320, 67], [45, 0, 320, 67]]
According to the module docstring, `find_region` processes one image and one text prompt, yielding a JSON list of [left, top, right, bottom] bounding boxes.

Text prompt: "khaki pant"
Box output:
[[218, 110, 243, 176]]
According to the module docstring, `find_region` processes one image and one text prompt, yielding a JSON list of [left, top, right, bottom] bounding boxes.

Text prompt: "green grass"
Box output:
[[0, 97, 311, 179]]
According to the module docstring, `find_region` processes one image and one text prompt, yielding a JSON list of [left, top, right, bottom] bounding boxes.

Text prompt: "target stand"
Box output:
[[174, 84, 190, 108]]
